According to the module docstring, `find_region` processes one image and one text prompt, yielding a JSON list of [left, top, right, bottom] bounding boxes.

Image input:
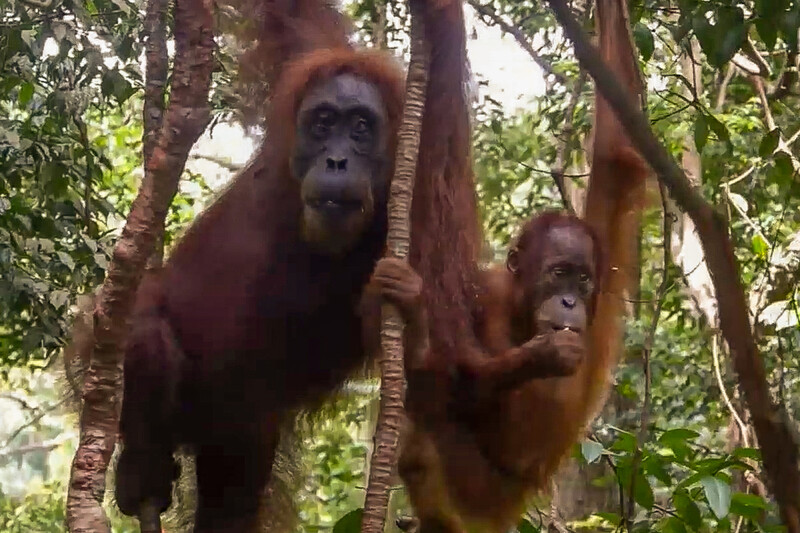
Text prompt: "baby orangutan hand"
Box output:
[[521, 328, 585, 378]]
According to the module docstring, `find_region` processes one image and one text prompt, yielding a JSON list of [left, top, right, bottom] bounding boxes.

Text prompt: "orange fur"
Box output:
[[398, 0, 649, 531]]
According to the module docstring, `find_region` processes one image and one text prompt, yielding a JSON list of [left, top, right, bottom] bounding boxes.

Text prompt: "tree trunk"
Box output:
[[65, 0, 214, 531], [360, 1, 430, 532]]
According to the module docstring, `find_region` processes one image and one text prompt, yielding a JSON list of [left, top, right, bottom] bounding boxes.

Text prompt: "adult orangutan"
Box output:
[[366, 0, 650, 530], [109, 0, 481, 531]]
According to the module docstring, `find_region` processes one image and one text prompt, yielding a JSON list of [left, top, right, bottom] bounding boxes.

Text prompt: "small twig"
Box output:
[[466, 0, 568, 86], [770, 49, 798, 100], [715, 64, 735, 111], [2, 397, 68, 449], [712, 335, 749, 448], [0, 436, 70, 459], [191, 152, 244, 172], [0, 392, 40, 413], [550, 70, 587, 214], [752, 75, 777, 131], [744, 37, 772, 78], [750, 75, 800, 173]]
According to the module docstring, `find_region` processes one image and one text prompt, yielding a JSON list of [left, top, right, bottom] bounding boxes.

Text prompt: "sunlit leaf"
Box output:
[[751, 234, 768, 260], [701, 476, 731, 519], [581, 440, 604, 464], [728, 192, 747, 214]]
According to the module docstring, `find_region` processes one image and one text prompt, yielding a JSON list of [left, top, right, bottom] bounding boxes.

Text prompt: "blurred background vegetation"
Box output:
[[1, 0, 799, 531]]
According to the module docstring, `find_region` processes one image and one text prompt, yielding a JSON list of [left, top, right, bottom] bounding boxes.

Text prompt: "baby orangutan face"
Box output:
[[508, 224, 596, 340]]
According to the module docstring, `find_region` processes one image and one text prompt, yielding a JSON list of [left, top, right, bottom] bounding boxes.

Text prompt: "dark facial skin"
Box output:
[[509, 225, 595, 340], [292, 74, 390, 254], [532, 226, 595, 334]]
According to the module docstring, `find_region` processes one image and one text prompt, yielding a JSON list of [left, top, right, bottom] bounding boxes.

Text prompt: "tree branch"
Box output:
[[65, 0, 215, 530], [467, 0, 568, 86], [544, 0, 800, 530], [360, 0, 429, 531], [550, 70, 587, 214]]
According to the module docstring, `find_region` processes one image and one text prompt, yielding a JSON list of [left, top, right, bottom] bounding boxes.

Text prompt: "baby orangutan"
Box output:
[[367, 212, 608, 533]]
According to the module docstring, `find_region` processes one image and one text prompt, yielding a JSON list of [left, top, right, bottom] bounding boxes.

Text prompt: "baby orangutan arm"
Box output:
[[457, 328, 584, 391], [370, 259, 584, 388]]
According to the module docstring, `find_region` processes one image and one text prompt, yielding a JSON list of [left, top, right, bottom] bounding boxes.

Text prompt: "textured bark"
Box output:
[[545, 0, 800, 530], [65, 0, 214, 531], [143, 0, 169, 271], [360, 2, 430, 532]]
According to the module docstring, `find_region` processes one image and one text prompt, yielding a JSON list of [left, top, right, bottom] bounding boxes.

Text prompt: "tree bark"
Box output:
[[545, 0, 800, 530], [142, 0, 170, 272], [360, 1, 430, 532], [65, 0, 214, 531]]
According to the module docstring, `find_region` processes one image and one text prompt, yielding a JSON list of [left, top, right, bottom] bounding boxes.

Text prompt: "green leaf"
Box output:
[[707, 114, 733, 152], [692, 11, 716, 59], [491, 119, 502, 135], [674, 490, 703, 529], [18, 82, 34, 108], [101, 70, 135, 104], [593, 512, 622, 526], [517, 518, 540, 533], [732, 492, 769, 509], [701, 475, 731, 519], [57, 251, 75, 271], [611, 430, 637, 453], [728, 192, 748, 214], [332, 509, 362, 533], [581, 440, 604, 464], [659, 428, 700, 444], [661, 516, 688, 533], [755, 18, 778, 50], [50, 290, 70, 310], [633, 23, 655, 61], [731, 447, 761, 461], [752, 235, 768, 259], [780, 10, 800, 50], [714, 8, 747, 66], [643, 454, 672, 486], [759, 129, 781, 157], [633, 471, 654, 510], [694, 114, 709, 152]]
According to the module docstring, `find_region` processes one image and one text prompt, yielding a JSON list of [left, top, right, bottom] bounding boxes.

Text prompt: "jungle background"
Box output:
[[1, 0, 799, 531]]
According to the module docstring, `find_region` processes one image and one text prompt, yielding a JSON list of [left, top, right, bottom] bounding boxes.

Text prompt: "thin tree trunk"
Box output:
[[143, 0, 170, 273], [65, 0, 214, 531], [360, 1, 430, 531], [545, 0, 800, 529]]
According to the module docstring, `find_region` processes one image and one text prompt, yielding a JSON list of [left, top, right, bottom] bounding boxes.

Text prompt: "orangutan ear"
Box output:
[[506, 247, 519, 274]]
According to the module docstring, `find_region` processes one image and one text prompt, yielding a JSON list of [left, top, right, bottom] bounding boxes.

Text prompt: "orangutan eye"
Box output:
[[352, 116, 372, 141], [579, 273, 590, 283], [551, 267, 566, 277], [311, 109, 337, 138]]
